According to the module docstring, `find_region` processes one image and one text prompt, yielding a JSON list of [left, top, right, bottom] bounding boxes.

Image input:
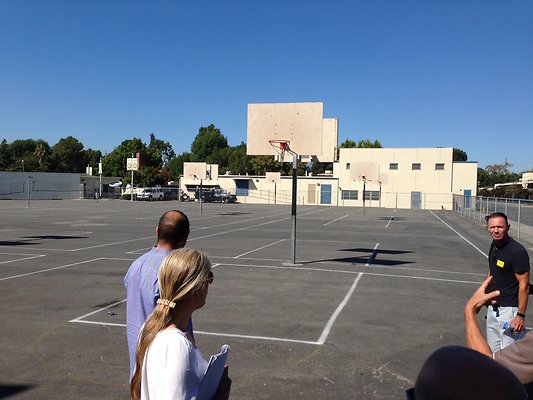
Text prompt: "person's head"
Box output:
[[410, 346, 527, 400], [130, 248, 212, 400], [158, 248, 213, 310], [487, 212, 510, 243], [156, 210, 190, 249]]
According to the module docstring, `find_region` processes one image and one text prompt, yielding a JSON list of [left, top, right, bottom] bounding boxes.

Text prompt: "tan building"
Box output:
[[335, 147, 477, 209], [180, 147, 477, 210]]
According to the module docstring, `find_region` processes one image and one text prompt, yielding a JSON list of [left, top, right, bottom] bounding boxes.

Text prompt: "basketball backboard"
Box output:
[[247, 102, 324, 157], [349, 162, 379, 181], [183, 162, 207, 180], [377, 172, 388, 184], [265, 172, 281, 185], [319, 118, 338, 162]]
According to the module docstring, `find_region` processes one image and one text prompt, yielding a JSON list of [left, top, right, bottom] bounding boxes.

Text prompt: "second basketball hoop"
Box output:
[[269, 140, 292, 163]]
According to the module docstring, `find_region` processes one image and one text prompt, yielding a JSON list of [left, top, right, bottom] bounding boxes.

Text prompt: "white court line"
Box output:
[[191, 207, 330, 241], [234, 239, 286, 259], [0, 258, 103, 281], [218, 262, 483, 284], [430, 210, 488, 258], [323, 214, 349, 226], [317, 273, 363, 344], [385, 216, 394, 228], [0, 253, 46, 265], [365, 243, 380, 266], [70, 235, 155, 251], [69, 266, 479, 345], [69, 299, 127, 322], [123, 210, 291, 255]]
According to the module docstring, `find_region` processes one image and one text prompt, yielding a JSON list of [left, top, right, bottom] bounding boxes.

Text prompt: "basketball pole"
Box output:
[[290, 154, 298, 264]]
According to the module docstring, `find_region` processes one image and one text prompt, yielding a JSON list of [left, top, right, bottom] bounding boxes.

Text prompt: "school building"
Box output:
[[180, 147, 478, 210]]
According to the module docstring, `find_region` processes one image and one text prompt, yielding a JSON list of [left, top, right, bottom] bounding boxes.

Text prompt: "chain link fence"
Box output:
[[453, 195, 533, 241]]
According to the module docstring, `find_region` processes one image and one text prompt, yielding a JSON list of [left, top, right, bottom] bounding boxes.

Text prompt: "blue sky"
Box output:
[[1, 1, 532, 172]]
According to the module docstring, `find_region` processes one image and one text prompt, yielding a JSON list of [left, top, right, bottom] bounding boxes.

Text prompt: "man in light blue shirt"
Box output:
[[125, 210, 191, 380]]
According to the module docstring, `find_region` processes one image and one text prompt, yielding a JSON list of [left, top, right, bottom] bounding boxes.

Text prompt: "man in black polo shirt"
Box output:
[[486, 212, 530, 352]]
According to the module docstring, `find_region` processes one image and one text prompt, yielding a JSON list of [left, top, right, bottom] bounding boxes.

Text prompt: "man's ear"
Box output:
[[156, 227, 160, 237]]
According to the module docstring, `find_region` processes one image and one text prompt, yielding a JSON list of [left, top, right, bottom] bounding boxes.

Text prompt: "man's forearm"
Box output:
[[518, 282, 529, 315], [464, 309, 493, 357]]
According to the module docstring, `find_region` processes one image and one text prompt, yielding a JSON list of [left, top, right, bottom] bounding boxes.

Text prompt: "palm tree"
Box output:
[[34, 143, 46, 171]]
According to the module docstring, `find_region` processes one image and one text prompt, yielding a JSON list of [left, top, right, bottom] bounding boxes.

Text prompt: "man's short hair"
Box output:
[[411, 346, 527, 400], [157, 210, 189, 248], [486, 212, 509, 225]]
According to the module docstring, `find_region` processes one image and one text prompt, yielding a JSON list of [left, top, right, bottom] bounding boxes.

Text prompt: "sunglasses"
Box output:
[[205, 271, 214, 285], [491, 248, 498, 261]]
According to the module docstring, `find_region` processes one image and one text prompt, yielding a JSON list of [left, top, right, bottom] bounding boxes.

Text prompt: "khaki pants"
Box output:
[[486, 305, 518, 353]]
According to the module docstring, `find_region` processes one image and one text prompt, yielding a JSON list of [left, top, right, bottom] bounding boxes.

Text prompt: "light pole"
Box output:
[[21, 159, 24, 172]]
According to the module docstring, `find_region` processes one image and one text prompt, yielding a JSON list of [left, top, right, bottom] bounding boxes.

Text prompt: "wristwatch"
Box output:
[[517, 312, 526, 319]]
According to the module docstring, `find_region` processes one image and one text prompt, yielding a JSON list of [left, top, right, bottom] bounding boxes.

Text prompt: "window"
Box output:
[[364, 191, 380, 200], [346, 163, 351, 170], [389, 163, 398, 170], [435, 163, 445, 170], [341, 190, 358, 200], [412, 163, 421, 170]]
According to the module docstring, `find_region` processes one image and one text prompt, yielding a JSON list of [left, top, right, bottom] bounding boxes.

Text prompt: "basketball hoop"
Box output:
[[269, 140, 291, 163]]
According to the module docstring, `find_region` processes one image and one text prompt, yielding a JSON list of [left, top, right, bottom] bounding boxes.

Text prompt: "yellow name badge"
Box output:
[[496, 259, 505, 268]]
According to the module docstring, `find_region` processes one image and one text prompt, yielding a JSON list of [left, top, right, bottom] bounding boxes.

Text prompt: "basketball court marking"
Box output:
[[233, 239, 286, 259], [0, 253, 46, 265], [67, 261, 481, 346], [430, 210, 487, 258], [322, 214, 349, 226], [0, 258, 103, 281]]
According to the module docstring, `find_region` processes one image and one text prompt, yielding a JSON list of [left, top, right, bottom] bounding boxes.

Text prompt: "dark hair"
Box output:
[[486, 212, 509, 225], [157, 210, 190, 248], [413, 346, 527, 400]]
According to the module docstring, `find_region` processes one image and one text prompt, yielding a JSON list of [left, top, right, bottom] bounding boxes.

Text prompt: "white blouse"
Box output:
[[141, 328, 208, 400]]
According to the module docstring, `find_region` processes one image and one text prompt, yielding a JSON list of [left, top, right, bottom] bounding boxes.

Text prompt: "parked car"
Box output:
[[137, 187, 164, 201], [213, 188, 237, 203]]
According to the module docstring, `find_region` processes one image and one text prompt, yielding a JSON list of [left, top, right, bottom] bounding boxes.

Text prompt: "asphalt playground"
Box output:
[[1, 199, 532, 399]]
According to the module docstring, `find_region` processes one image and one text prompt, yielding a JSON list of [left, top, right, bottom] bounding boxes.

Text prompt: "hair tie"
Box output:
[[156, 298, 176, 308]]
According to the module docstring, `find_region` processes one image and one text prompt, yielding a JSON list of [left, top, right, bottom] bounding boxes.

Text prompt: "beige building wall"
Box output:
[[180, 174, 340, 206], [335, 147, 477, 210], [452, 162, 478, 196], [180, 147, 477, 210]]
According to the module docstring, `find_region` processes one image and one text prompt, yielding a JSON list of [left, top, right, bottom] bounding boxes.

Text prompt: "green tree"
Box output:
[[10, 139, 41, 171], [190, 125, 228, 162], [453, 148, 468, 162], [83, 149, 103, 172], [339, 139, 357, 148], [167, 152, 194, 181], [50, 136, 85, 172], [357, 139, 382, 148], [0, 139, 12, 170], [250, 155, 282, 175], [226, 143, 253, 175], [103, 138, 147, 178], [148, 133, 175, 167]]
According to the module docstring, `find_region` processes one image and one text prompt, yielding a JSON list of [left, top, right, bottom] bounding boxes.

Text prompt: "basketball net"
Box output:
[[269, 140, 292, 163]]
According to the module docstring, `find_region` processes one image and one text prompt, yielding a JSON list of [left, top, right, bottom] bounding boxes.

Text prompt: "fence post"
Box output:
[[505, 198, 508, 215], [517, 199, 521, 239]]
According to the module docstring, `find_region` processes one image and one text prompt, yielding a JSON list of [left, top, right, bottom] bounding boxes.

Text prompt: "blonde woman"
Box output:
[[130, 248, 231, 400]]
